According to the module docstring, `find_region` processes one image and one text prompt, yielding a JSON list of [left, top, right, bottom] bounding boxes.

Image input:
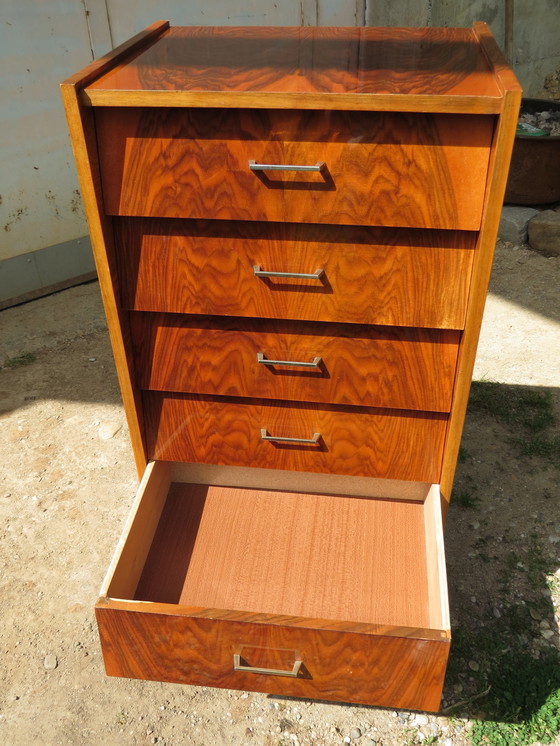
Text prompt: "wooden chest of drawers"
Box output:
[[61, 22, 520, 712]]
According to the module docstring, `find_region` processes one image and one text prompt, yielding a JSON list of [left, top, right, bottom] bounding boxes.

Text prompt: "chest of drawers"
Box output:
[[61, 22, 520, 712]]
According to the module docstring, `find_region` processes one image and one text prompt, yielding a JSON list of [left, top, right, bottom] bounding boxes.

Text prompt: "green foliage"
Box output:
[[4, 351, 36, 368], [453, 488, 480, 509], [470, 648, 560, 746]]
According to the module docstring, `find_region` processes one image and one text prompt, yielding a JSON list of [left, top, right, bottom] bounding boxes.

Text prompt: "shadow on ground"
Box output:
[[443, 381, 560, 744]]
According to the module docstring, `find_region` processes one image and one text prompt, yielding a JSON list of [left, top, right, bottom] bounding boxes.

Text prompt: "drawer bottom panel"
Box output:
[[96, 462, 450, 711]]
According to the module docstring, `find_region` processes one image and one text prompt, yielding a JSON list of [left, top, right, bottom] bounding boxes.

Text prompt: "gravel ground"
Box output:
[[0, 240, 558, 746]]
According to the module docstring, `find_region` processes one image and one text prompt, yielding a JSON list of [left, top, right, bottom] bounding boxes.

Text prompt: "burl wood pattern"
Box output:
[[116, 219, 476, 330], [134, 484, 431, 628], [86, 25, 502, 108], [143, 392, 447, 482], [96, 107, 493, 231], [131, 314, 460, 412], [96, 605, 449, 711]]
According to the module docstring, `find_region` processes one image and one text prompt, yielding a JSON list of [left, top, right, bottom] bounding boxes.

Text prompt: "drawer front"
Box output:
[[97, 108, 493, 230], [143, 392, 447, 482], [131, 314, 460, 412], [96, 605, 449, 712], [116, 219, 475, 329]]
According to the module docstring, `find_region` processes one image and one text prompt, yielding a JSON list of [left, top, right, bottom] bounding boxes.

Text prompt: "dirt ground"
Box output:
[[0, 241, 558, 746]]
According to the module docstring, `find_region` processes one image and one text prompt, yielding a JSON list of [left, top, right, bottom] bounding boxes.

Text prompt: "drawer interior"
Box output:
[[103, 462, 449, 634]]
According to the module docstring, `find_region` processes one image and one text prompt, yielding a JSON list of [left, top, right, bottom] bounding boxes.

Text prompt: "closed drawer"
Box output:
[[97, 108, 493, 230], [96, 462, 450, 711], [116, 219, 476, 330], [143, 392, 447, 483], [131, 314, 460, 412]]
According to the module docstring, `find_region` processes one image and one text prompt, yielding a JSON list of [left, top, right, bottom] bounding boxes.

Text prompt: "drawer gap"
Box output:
[[132, 481, 436, 630]]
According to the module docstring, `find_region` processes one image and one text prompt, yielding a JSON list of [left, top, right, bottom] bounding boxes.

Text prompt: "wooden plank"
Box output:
[[83, 88, 503, 113], [61, 20, 169, 89], [473, 21, 523, 96], [95, 107, 493, 232], [143, 393, 447, 483], [100, 461, 171, 599], [96, 598, 449, 639], [423, 485, 450, 632], [131, 314, 459, 412], [116, 219, 476, 330], [169, 462, 431, 502]]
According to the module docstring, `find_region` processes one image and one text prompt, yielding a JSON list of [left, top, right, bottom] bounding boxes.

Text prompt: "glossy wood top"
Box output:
[[83, 24, 516, 112]]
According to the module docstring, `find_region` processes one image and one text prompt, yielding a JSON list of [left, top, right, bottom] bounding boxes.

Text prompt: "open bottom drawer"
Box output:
[[96, 461, 450, 711]]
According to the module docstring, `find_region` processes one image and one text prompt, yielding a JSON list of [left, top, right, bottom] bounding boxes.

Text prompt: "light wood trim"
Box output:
[[169, 462, 430, 501], [98, 471, 447, 639], [423, 485, 450, 633], [61, 82, 152, 475], [61, 20, 169, 90], [82, 88, 502, 113], [473, 21, 523, 96], [96, 597, 449, 641], [439, 85, 522, 511], [100, 461, 171, 599]]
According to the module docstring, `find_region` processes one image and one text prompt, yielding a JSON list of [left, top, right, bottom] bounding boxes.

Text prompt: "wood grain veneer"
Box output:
[[96, 604, 449, 710], [85, 25, 502, 115], [130, 314, 460, 412], [143, 393, 447, 483], [97, 107, 493, 231], [116, 219, 476, 330], [134, 484, 430, 627]]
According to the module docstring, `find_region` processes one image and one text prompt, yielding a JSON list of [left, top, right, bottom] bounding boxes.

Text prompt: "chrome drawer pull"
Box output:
[[249, 160, 325, 173], [253, 265, 324, 280], [260, 428, 320, 445], [257, 352, 322, 369], [233, 654, 302, 678]]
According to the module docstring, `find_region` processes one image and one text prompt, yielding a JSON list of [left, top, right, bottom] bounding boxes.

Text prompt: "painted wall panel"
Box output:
[[105, 1, 308, 45], [0, 1, 94, 262]]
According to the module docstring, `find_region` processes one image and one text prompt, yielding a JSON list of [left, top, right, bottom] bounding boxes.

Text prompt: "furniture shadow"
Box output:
[[442, 380, 560, 730]]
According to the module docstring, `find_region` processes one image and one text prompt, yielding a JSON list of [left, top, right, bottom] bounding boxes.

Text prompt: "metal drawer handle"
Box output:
[[233, 653, 302, 678], [253, 265, 324, 281], [260, 428, 320, 445], [249, 160, 325, 173], [257, 352, 322, 369]]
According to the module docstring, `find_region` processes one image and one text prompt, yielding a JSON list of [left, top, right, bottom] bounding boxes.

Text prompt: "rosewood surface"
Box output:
[[143, 392, 447, 482], [96, 605, 449, 710], [131, 314, 459, 412], [97, 108, 493, 231], [85, 25, 502, 115], [116, 219, 476, 329]]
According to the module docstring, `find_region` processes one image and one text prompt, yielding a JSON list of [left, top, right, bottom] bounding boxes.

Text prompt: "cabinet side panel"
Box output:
[[440, 93, 521, 510], [60, 88, 148, 474]]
